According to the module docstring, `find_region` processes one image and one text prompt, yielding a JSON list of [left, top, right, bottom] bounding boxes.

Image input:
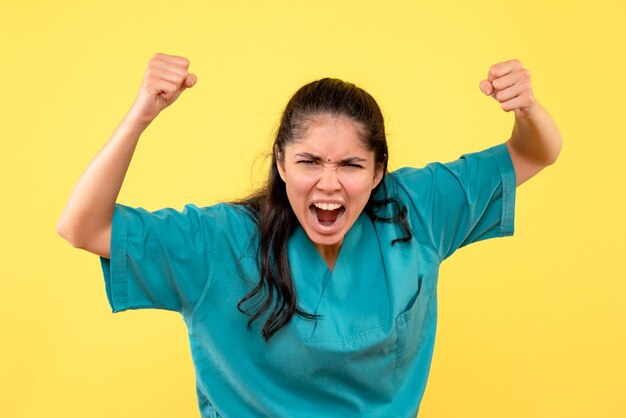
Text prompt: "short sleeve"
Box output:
[[99, 203, 217, 316], [390, 142, 516, 262]]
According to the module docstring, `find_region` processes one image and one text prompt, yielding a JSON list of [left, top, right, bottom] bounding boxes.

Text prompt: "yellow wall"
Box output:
[[1, 0, 624, 417]]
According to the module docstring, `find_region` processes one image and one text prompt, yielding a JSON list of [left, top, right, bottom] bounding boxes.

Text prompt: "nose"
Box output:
[[316, 165, 342, 192]]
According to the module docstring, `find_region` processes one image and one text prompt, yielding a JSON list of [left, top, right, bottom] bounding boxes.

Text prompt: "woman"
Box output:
[[57, 53, 563, 417]]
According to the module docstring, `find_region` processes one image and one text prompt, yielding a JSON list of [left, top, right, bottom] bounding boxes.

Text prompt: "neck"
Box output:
[[314, 241, 342, 272]]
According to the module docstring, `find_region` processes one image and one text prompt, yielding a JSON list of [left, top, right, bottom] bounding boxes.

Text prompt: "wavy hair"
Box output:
[[230, 78, 412, 342]]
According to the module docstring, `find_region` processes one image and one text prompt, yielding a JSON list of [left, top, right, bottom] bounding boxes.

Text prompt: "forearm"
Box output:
[[56, 114, 150, 247], [509, 101, 563, 165]]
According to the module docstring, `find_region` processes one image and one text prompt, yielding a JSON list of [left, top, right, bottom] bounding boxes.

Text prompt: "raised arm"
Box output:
[[56, 53, 197, 258], [479, 59, 564, 186]]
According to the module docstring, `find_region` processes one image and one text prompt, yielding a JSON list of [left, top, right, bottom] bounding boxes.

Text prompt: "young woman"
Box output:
[[57, 53, 562, 417]]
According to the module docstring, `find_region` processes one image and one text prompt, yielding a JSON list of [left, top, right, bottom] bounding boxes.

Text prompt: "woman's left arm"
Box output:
[[479, 59, 564, 186]]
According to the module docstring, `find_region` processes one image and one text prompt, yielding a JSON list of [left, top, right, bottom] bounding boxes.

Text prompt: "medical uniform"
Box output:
[[99, 142, 516, 417]]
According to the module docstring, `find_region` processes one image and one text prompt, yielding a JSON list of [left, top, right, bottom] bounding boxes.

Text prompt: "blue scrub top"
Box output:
[[99, 142, 516, 417]]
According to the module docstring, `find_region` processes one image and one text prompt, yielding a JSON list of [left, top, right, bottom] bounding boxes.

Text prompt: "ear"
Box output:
[[372, 164, 384, 190], [275, 145, 286, 183]]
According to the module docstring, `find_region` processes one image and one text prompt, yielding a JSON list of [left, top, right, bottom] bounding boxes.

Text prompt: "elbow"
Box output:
[[533, 135, 564, 167], [56, 221, 85, 248], [547, 136, 564, 166], [56, 220, 70, 242]]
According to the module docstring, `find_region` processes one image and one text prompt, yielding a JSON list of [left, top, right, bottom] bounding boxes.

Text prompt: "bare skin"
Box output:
[[58, 56, 563, 264], [56, 53, 197, 257], [478, 59, 563, 185]]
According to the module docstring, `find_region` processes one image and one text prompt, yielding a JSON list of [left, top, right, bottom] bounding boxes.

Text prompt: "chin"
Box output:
[[309, 232, 344, 246]]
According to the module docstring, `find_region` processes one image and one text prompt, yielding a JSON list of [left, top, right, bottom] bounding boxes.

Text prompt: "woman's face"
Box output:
[[276, 115, 383, 256]]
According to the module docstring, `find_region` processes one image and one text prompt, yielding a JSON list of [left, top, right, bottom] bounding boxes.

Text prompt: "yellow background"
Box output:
[[1, 0, 624, 417]]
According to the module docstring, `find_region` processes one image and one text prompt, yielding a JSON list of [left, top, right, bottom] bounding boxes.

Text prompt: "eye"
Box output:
[[344, 163, 363, 169], [297, 160, 316, 165]]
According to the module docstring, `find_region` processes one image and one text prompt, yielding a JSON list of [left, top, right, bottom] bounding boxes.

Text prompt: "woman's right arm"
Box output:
[[56, 53, 197, 258]]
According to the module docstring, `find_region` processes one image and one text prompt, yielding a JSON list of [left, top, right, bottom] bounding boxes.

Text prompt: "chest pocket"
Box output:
[[395, 273, 432, 368]]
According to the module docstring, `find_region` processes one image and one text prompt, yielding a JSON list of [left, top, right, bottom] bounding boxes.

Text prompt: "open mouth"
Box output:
[[309, 203, 346, 230]]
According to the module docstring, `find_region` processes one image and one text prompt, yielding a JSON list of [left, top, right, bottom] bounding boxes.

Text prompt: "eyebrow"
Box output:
[[294, 153, 367, 164]]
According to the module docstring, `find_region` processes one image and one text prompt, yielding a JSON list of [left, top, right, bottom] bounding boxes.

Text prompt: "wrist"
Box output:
[[515, 101, 544, 123], [122, 112, 154, 132]]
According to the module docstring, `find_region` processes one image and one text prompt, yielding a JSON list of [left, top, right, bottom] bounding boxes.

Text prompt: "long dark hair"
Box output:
[[229, 78, 412, 342]]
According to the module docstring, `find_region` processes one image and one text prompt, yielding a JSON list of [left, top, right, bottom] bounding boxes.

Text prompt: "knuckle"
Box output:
[[160, 80, 176, 92]]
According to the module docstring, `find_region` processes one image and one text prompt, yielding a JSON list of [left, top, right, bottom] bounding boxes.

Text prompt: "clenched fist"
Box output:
[[479, 59, 539, 120], [126, 52, 197, 125]]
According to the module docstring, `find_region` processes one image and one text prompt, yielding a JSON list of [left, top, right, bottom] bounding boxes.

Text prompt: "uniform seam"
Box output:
[[114, 204, 130, 311], [188, 206, 219, 330], [490, 143, 516, 236], [388, 172, 443, 262]]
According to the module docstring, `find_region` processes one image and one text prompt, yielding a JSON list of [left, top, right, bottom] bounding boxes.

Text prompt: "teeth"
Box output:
[[313, 202, 343, 211]]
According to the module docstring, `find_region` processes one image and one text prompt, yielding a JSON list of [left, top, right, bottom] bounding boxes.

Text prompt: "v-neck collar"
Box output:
[[287, 213, 365, 311]]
